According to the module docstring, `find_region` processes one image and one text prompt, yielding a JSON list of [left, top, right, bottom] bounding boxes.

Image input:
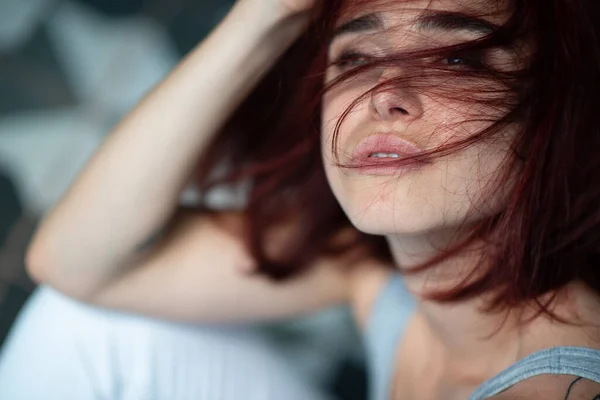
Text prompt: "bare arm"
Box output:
[[27, 1, 312, 300], [86, 207, 387, 324], [26, 0, 392, 324], [85, 209, 350, 323]]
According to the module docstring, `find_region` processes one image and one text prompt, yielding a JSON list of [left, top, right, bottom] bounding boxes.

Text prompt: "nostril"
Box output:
[[392, 107, 409, 115], [370, 88, 422, 121]]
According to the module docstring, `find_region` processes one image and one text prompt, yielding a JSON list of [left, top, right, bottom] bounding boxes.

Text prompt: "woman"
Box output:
[[2, 0, 600, 398]]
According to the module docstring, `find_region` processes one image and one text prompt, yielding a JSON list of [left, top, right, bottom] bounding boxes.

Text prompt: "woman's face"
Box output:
[[321, 0, 517, 237]]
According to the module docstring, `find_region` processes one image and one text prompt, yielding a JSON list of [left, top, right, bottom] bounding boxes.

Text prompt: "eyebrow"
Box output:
[[329, 11, 498, 43], [416, 11, 499, 36], [330, 13, 383, 42]]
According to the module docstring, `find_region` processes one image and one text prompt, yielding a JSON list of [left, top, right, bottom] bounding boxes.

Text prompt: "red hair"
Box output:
[[193, 0, 600, 315]]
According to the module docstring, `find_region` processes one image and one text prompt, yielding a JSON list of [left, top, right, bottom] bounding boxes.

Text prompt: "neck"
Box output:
[[385, 232, 600, 385]]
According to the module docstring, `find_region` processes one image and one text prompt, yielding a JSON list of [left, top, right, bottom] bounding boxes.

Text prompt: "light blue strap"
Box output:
[[469, 346, 600, 399], [363, 275, 416, 400]]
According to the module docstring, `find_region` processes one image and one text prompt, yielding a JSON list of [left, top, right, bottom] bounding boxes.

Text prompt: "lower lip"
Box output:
[[351, 160, 428, 176]]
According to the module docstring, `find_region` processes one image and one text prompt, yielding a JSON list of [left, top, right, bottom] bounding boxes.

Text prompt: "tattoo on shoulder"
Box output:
[[565, 377, 583, 400], [564, 376, 600, 400]]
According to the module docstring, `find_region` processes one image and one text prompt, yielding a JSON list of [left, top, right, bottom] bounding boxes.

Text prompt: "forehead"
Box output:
[[335, 0, 509, 27]]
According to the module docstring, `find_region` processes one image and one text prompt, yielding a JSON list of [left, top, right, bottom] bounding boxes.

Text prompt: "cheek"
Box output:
[[321, 69, 377, 136], [320, 85, 367, 157], [441, 136, 517, 222], [425, 97, 502, 142], [320, 94, 336, 147]]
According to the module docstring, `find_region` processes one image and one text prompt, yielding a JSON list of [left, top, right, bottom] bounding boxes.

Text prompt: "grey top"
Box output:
[[364, 274, 600, 400]]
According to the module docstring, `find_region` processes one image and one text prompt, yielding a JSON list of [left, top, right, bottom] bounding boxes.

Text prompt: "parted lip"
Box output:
[[350, 133, 427, 164]]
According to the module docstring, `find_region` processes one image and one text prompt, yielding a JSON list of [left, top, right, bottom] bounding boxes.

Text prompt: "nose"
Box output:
[[369, 73, 424, 123]]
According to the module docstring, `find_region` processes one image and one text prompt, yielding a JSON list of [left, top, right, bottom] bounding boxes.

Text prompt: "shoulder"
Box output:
[[489, 375, 600, 400]]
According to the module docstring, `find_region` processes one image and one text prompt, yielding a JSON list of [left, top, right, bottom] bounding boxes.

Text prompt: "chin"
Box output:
[[323, 160, 495, 238], [330, 177, 448, 236], [342, 201, 440, 236]]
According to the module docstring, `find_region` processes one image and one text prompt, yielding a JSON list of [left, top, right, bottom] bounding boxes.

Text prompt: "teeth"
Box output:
[[369, 152, 401, 158]]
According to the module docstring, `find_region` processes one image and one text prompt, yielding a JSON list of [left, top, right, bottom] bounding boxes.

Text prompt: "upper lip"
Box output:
[[351, 133, 426, 162]]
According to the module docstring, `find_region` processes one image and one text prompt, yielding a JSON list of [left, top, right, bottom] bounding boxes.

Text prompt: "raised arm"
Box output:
[[25, 0, 331, 311], [72, 208, 352, 323], [26, 0, 393, 324]]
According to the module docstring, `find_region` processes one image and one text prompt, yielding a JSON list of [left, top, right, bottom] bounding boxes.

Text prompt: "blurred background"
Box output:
[[0, 0, 367, 398]]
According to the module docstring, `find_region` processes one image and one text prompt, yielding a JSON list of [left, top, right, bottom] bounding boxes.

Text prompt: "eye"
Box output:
[[442, 51, 486, 69], [334, 51, 371, 70]]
